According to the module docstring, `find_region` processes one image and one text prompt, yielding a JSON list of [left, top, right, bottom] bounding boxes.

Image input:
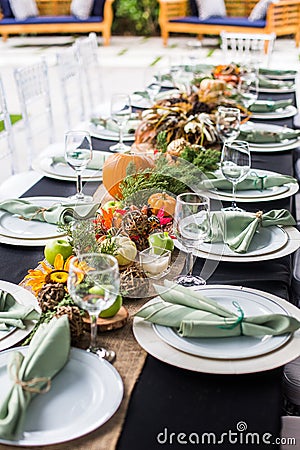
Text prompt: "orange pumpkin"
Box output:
[[148, 192, 176, 217], [102, 153, 155, 199]]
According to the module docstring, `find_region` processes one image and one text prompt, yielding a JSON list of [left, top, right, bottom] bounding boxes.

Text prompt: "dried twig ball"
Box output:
[[37, 283, 65, 313], [55, 306, 84, 345]]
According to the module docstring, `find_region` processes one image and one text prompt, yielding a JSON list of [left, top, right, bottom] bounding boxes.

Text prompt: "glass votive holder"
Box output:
[[139, 246, 171, 279]]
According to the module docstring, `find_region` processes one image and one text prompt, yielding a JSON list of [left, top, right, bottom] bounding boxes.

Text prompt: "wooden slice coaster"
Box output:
[[83, 306, 129, 332]]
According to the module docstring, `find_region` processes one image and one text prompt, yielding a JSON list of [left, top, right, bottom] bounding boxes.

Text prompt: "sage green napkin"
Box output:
[[136, 282, 300, 338], [259, 68, 297, 77], [258, 75, 294, 89], [207, 209, 295, 253], [201, 171, 297, 191], [52, 152, 108, 171], [0, 199, 99, 225], [0, 315, 70, 440], [238, 127, 300, 144], [0, 290, 40, 331], [249, 99, 293, 113], [90, 117, 137, 134]]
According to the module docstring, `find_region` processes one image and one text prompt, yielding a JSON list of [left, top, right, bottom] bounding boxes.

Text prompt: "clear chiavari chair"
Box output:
[[56, 44, 86, 129], [220, 31, 276, 67], [74, 32, 104, 117], [0, 75, 41, 199]]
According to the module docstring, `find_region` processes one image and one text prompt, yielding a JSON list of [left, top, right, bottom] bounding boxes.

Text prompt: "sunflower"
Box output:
[[25, 254, 74, 294]]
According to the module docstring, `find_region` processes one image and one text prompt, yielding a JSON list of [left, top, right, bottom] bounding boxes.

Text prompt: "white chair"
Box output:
[[56, 45, 85, 130], [220, 32, 276, 67], [0, 75, 41, 199], [14, 60, 57, 167], [74, 33, 104, 117]]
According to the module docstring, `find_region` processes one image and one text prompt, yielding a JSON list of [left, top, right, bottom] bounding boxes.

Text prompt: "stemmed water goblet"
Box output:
[[174, 193, 210, 287], [238, 67, 259, 110], [67, 253, 120, 362], [220, 140, 251, 212], [216, 106, 241, 143], [64, 130, 93, 202], [109, 93, 132, 152]]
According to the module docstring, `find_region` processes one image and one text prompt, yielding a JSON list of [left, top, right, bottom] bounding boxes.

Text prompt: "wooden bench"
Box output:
[[158, 0, 300, 47], [0, 0, 115, 45]]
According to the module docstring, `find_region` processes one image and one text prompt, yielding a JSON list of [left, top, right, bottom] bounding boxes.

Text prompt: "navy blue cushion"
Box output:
[[0, 0, 14, 18], [0, 15, 103, 24], [91, 0, 105, 16], [170, 16, 266, 28], [189, 0, 198, 16]]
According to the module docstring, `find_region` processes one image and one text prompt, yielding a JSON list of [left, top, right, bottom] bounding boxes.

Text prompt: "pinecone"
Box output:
[[37, 283, 65, 313], [122, 210, 150, 238], [120, 262, 149, 299], [55, 306, 84, 345]]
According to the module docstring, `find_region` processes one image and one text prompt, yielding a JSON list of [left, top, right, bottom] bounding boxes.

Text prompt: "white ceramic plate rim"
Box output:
[[0, 347, 123, 446], [257, 86, 296, 93], [212, 184, 289, 199], [0, 197, 68, 240], [250, 105, 297, 120], [152, 286, 290, 359], [241, 122, 298, 148], [198, 226, 288, 258], [133, 285, 300, 374], [0, 280, 39, 351]]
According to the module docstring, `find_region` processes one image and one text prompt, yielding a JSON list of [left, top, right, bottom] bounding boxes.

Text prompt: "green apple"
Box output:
[[102, 200, 122, 212], [148, 232, 174, 252], [99, 294, 122, 318], [44, 238, 73, 266]]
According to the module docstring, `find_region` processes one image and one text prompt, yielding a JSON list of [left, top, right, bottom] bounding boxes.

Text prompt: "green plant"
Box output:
[[113, 0, 159, 36]]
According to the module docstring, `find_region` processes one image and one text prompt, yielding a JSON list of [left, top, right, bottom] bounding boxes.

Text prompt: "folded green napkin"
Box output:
[[52, 152, 108, 171], [201, 171, 297, 192], [0, 199, 99, 225], [90, 117, 137, 134], [0, 290, 40, 331], [136, 282, 300, 338], [238, 127, 300, 144], [258, 75, 294, 89], [259, 68, 297, 77], [249, 99, 293, 113], [207, 209, 295, 253], [0, 315, 70, 440]]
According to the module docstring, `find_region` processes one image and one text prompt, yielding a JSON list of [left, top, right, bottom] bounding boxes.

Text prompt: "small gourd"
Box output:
[[147, 192, 176, 217]]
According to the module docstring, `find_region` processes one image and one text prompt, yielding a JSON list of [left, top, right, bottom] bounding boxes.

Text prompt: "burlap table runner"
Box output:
[[0, 185, 184, 450]]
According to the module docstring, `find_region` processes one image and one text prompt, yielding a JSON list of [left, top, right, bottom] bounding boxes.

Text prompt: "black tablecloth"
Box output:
[[1, 90, 299, 450]]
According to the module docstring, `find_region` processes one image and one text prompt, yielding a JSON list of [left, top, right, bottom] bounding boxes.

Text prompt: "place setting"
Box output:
[[248, 98, 298, 120], [238, 122, 300, 152], [133, 282, 300, 374]]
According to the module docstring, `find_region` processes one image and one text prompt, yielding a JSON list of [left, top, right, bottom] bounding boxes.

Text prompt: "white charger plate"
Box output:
[[0, 197, 68, 240], [0, 347, 123, 446], [32, 153, 109, 182], [250, 105, 297, 120], [174, 226, 300, 263], [198, 226, 288, 258], [257, 85, 296, 94], [133, 285, 300, 374], [0, 280, 39, 352], [241, 122, 299, 147], [153, 286, 290, 359], [89, 119, 139, 142]]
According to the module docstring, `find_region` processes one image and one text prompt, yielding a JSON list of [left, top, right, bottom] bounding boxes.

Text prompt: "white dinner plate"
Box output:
[[0, 325, 16, 342], [32, 153, 109, 182], [0, 347, 123, 446], [130, 89, 179, 109], [240, 122, 300, 153], [257, 85, 296, 94], [89, 119, 139, 142], [153, 286, 291, 360], [0, 197, 68, 240], [0, 280, 39, 352], [259, 70, 297, 80], [213, 185, 289, 199], [250, 105, 298, 120], [133, 285, 300, 374], [198, 226, 288, 258]]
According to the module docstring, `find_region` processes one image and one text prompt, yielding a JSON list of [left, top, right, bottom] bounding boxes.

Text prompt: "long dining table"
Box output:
[[0, 84, 299, 450]]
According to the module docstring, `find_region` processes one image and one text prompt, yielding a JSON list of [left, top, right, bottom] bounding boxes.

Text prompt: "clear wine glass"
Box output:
[[109, 93, 132, 153], [144, 68, 161, 106], [67, 253, 120, 362], [238, 67, 258, 109], [216, 106, 241, 143], [220, 140, 251, 212], [174, 193, 210, 287], [65, 130, 93, 202]]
